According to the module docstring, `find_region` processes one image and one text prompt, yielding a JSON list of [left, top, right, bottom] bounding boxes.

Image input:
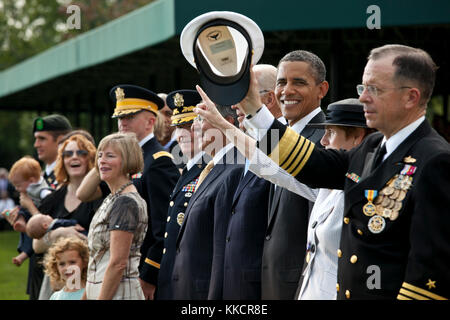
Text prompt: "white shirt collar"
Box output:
[[381, 116, 425, 160], [45, 161, 57, 176], [290, 107, 321, 133], [213, 143, 234, 166], [139, 133, 154, 147], [277, 116, 287, 125], [187, 151, 205, 171]]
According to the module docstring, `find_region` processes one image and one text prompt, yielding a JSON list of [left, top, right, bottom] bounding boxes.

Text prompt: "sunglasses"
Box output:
[[62, 150, 89, 158]]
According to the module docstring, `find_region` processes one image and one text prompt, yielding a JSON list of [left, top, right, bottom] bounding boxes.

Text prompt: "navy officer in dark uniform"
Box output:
[[156, 89, 209, 299], [110, 85, 180, 300], [216, 44, 450, 300]]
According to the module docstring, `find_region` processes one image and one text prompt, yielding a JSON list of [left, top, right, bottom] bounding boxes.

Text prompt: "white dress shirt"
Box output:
[[138, 132, 154, 147]]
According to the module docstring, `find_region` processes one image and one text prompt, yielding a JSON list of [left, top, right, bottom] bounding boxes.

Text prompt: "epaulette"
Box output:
[[153, 151, 174, 160]]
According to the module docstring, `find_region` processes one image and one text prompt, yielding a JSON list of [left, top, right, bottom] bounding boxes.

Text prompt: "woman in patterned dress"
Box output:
[[83, 132, 148, 300]]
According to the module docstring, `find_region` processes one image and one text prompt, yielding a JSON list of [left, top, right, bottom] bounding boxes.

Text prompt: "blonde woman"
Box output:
[[83, 132, 148, 300]]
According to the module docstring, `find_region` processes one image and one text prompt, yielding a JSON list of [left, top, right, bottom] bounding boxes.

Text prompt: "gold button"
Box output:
[[164, 232, 168, 238], [344, 217, 350, 224], [337, 249, 342, 258], [357, 229, 363, 235], [184, 202, 188, 207], [345, 290, 350, 299], [350, 255, 358, 264], [306, 252, 311, 263], [167, 216, 171, 222], [336, 283, 340, 292], [163, 248, 166, 254], [170, 201, 174, 207]]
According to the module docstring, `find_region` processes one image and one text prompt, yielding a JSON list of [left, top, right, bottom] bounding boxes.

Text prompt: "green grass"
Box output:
[[0, 231, 30, 300]]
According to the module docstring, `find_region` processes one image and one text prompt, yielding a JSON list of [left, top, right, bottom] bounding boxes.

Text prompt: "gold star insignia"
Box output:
[[426, 279, 436, 290]]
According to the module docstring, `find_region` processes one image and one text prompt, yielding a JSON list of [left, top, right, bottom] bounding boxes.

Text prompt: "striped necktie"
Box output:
[[196, 160, 214, 190]]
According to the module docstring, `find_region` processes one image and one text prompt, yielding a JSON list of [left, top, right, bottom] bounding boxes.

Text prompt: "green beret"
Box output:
[[33, 114, 72, 133]]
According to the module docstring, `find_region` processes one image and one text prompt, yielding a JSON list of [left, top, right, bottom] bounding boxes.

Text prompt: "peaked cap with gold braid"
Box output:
[[110, 84, 164, 118], [166, 89, 202, 126]]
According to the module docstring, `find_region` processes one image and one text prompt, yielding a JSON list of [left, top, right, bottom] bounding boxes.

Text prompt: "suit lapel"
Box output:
[[232, 171, 255, 205], [267, 184, 283, 230]]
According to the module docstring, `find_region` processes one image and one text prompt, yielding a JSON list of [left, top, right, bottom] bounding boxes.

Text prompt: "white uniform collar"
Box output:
[[381, 116, 425, 161], [187, 151, 205, 171], [139, 133, 154, 147], [45, 161, 57, 176], [290, 107, 321, 133]]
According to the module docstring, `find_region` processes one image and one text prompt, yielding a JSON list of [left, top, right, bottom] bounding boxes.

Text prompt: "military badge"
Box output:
[[368, 215, 386, 234], [115, 87, 125, 101], [177, 212, 185, 226], [174, 93, 184, 107], [131, 172, 143, 179], [345, 172, 361, 183], [363, 190, 378, 216], [403, 156, 416, 164], [182, 178, 199, 193], [36, 118, 44, 130]]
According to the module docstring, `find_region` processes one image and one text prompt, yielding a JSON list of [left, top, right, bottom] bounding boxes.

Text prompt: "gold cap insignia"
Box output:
[[115, 87, 125, 101], [403, 156, 416, 164], [174, 93, 184, 107], [426, 279, 436, 290]]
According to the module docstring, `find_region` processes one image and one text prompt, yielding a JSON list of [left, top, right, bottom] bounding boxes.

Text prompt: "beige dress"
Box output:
[[86, 192, 148, 300]]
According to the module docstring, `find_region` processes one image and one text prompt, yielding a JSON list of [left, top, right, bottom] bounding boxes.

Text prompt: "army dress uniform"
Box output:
[[110, 85, 180, 286], [251, 105, 450, 300], [156, 90, 208, 299]]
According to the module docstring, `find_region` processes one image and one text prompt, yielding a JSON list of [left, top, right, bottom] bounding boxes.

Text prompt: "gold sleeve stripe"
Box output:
[[153, 151, 174, 160], [145, 258, 161, 269], [279, 134, 306, 170], [401, 282, 447, 300], [397, 293, 412, 300], [268, 127, 301, 166], [399, 288, 430, 300], [290, 140, 315, 177]]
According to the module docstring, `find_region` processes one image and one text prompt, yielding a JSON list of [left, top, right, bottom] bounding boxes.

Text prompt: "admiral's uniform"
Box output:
[[253, 105, 450, 300], [156, 90, 208, 300], [110, 85, 180, 287]]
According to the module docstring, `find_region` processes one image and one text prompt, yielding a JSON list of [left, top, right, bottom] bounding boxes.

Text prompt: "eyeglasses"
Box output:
[[356, 84, 412, 97], [259, 90, 270, 95], [62, 150, 89, 158]]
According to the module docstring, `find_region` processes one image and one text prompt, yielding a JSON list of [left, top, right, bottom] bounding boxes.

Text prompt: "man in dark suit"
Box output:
[[208, 64, 281, 300], [237, 45, 450, 300], [109, 85, 180, 300], [171, 103, 244, 300], [257, 51, 328, 300], [156, 89, 209, 300]]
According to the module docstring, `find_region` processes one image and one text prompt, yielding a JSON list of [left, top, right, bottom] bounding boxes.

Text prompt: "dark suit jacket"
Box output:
[[137, 137, 180, 285], [171, 147, 244, 299], [156, 158, 206, 300], [262, 118, 450, 300], [261, 111, 325, 300], [208, 168, 271, 300]]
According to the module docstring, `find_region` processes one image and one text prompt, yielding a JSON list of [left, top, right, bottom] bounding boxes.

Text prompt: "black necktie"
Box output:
[[372, 143, 387, 170]]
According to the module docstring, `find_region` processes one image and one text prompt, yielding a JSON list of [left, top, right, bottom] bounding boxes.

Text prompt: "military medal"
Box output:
[[390, 210, 399, 221], [368, 215, 386, 234], [177, 212, 185, 226], [363, 190, 378, 216]]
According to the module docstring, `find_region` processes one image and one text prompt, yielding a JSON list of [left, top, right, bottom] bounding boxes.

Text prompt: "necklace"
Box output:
[[113, 181, 133, 196]]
